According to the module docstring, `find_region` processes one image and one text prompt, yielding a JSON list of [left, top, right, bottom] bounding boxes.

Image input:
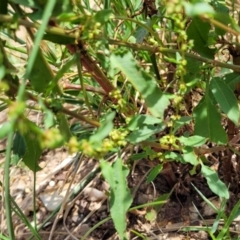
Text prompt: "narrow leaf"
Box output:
[[187, 17, 215, 59], [22, 132, 42, 172], [184, 2, 215, 17], [210, 77, 239, 125], [182, 147, 199, 165], [193, 96, 227, 144], [173, 116, 192, 133], [12, 132, 26, 165], [126, 115, 165, 143], [217, 199, 240, 239], [127, 114, 162, 131], [178, 135, 207, 147], [147, 164, 163, 183], [27, 49, 54, 93], [100, 159, 132, 240], [0, 122, 13, 139], [201, 164, 229, 199], [110, 50, 170, 118], [223, 72, 240, 90], [90, 112, 115, 142], [127, 123, 165, 143], [57, 113, 72, 141]]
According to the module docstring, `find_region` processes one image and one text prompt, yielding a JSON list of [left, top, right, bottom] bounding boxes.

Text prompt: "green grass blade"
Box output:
[[4, 132, 15, 240], [10, 196, 41, 240], [217, 199, 240, 239]]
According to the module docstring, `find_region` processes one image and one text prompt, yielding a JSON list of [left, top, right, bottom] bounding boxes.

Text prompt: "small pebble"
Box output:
[[83, 187, 105, 202], [49, 180, 55, 187], [189, 205, 199, 221], [39, 161, 46, 168], [36, 211, 43, 221]]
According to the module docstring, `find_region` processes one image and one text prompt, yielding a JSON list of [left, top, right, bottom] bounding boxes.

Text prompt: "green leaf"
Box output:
[[184, 2, 215, 17], [0, 122, 13, 139], [182, 147, 199, 165], [100, 159, 133, 240], [94, 9, 112, 23], [127, 114, 162, 131], [223, 72, 240, 91], [201, 164, 229, 199], [193, 96, 227, 144], [126, 114, 165, 144], [12, 132, 26, 165], [22, 132, 42, 172], [110, 50, 170, 118], [127, 123, 165, 143], [164, 152, 184, 162], [187, 17, 215, 59], [214, 13, 232, 36], [184, 58, 202, 90], [43, 31, 76, 45], [210, 77, 239, 125], [134, 18, 156, 44], [147, 164, 163, 183], [57, 113, 72, 142], [24, 0, 56, 86], [90, 112, 115, 142], [27, 49, 54, 93], [178, 135, 207, 147], [0, 233, 10, 240], [173, 116, 192, 133], [47, 56, 76, 93], [130, 152, 149, 161], [0, 65, 5, 79], [211, 1, 230, 36], [44, 110, 55, 128]]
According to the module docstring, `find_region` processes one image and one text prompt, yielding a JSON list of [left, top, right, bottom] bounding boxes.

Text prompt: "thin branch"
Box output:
[[9, 83, 100, 127], [62, 83, 106, 95]]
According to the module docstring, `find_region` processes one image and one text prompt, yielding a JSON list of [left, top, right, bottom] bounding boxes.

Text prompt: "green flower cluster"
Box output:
[[159, 134, 178, 149], [165, 0, 193, 90], [68, 128, 129, 158], [109, 89, 128, 112]]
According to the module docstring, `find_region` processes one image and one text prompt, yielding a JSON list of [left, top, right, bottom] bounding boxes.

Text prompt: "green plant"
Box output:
[[1, 0, 240, 239]]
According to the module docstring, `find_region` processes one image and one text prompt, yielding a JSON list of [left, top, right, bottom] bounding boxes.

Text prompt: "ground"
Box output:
[[1, 104, 240, 240]]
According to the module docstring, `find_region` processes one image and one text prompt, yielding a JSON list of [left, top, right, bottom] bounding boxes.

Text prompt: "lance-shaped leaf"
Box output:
[[27, 49, 54, 93], [187, 17, 215, 59], [100, 158, 132, 240], [22, 132, 42, 172], [90, 112, 115, 142], [110, 50, 170, 118], [223, 72, 240, 90], [12, 132, 26, 165], [201, 164, 229, 199], [127, 114, 166, 143], [210, 77, 239, 125], [193, 96, 227, 144]]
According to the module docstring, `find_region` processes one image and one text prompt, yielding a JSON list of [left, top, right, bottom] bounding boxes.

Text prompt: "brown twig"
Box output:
[[8, 83, 100, 127], [62, 82, 106, 95]]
